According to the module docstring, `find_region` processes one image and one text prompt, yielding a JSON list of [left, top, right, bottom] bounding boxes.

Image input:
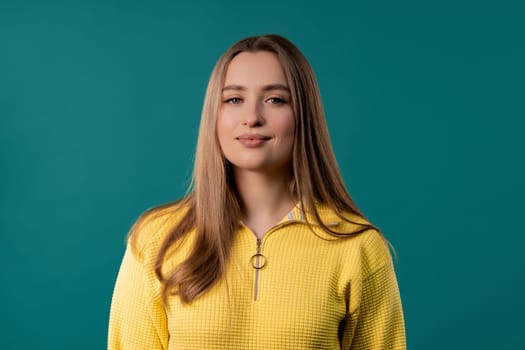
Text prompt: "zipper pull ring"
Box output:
[[252, 238, 266, 301], [251, 238, 267, 269], [250, 253, 267, 269]]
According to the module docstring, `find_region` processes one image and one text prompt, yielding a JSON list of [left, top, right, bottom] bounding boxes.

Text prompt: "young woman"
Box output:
[[108, 34, 406, 349]]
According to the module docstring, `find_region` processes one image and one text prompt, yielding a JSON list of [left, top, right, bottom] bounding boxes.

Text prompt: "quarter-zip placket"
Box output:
[[250, 238, 266, 301], [246, 215, 305, 302]]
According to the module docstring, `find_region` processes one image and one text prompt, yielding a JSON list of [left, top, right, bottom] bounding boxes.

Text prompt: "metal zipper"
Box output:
[[247, 220, 300, 301], [250, 238, 266, 301]]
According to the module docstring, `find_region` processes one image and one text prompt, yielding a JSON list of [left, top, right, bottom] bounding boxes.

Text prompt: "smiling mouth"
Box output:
[[236, 134, 271, 141], [236, 134, 271, 147]]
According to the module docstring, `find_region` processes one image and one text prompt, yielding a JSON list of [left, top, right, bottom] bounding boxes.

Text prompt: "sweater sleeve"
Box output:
[[341, 232, 406, 349], [108, 245, 168, 350]]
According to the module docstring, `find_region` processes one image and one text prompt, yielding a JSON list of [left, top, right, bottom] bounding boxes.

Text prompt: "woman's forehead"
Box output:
[[223, 51, 288, 89]]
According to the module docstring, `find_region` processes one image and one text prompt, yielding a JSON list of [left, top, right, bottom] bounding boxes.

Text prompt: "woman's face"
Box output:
[[217, 51, 295, 175]]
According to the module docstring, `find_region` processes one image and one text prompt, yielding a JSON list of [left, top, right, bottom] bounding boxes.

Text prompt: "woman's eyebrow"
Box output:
[[222, 84, 245, 92], [262, 84, 290, 92], [222, 84, 290, 92]]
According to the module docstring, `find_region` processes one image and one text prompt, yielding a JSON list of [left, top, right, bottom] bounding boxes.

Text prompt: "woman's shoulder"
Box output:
[[329, 226, 394, 282], [353, 228, 393, 272], [128, 199, 191, 263], [315, 204, 394, 276]]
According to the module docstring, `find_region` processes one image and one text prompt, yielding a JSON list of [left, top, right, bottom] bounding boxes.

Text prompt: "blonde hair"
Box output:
[[130, 34, 377, 305]]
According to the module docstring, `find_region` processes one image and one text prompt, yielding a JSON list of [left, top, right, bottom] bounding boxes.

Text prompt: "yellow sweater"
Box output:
[[108, 203, 405, 349]]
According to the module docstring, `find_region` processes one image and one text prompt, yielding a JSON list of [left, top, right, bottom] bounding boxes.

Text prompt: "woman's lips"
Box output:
[[236, 134, 271, 147]]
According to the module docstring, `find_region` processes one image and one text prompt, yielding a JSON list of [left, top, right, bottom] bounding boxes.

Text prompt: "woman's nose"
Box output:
[[243, 101, 264, 127]]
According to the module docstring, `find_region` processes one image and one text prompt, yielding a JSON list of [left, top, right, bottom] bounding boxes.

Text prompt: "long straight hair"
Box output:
[[130, 34, 377, 305]]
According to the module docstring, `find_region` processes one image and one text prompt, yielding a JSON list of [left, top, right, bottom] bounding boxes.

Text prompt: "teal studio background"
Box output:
[[1, 0, 523, 348]]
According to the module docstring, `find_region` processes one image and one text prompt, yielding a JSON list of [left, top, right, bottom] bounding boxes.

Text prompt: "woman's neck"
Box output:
[[234, 169, 296, 239]]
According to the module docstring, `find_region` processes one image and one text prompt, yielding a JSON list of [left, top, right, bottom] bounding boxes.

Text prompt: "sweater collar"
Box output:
[[277, 201, 371, 236]]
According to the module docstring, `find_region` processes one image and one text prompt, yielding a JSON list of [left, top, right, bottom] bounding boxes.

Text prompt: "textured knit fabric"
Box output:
[[108, 203, 406, 349]]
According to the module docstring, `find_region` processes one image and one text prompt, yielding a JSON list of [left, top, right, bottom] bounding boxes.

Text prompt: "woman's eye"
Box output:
[[226, 97, 242, 104], [267, 97, 286, 104]]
